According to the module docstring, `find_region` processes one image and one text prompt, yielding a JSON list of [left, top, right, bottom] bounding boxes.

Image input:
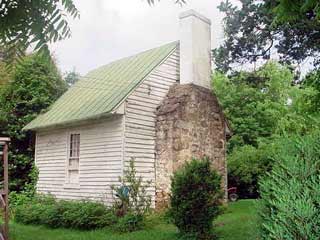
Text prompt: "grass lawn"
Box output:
[[9, 199, 258, 240], [214, 199, 259, 240]]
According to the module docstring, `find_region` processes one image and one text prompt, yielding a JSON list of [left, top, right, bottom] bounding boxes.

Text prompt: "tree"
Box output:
[[0, 47, 12, 87], [301, 69, 320, 112], [214, 0, 320, 73], [227, 142, 274, 198], [214, 61, 320, 198], [273, 0, 320, 23], [0, 54, 67, 191], [213, 61, 293, 151], [0, 61, 11, 87], [147, 0, 185, 5], [64, 69, 81, 86], [0, 0, 79, 62]]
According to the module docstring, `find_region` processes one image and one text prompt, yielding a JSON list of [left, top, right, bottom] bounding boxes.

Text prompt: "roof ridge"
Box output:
[[86, 41, 179, 77]]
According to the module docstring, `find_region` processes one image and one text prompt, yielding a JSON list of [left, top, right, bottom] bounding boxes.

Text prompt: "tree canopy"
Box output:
[[0, 61, 11, 87], [64, 69, 81, 86], [0, 0, 79, 62], [214, 0, 320, 73], [147, 0, 186, 5], [214, 61, 295, 151], [273, 0, 320, 23]]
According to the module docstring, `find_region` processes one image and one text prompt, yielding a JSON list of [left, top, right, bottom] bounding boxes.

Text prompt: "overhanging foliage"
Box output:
[[0, 0, 79, 63]]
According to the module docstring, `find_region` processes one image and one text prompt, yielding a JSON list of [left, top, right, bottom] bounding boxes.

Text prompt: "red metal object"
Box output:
[[227, 187, 237, 194], [227, 187, 238, 202]]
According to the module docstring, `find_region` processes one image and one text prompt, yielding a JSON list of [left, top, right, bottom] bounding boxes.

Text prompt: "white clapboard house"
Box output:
[[24, 10, 229, 208]]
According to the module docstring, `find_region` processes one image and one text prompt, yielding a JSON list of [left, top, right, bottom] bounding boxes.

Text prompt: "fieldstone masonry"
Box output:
[[155, 84, 228, 209]]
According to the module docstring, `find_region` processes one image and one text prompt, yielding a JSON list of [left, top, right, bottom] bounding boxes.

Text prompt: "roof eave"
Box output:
[[23, 111, 123, 132]]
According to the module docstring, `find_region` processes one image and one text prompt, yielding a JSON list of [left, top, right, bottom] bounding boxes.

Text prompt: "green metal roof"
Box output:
[[24, 42, 178, 130]]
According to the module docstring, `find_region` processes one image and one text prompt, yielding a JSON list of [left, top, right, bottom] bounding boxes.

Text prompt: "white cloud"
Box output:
[[50, 0, 227, 75]]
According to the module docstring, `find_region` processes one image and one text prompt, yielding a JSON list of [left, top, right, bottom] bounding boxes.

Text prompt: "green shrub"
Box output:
[[14, 195, 117, 230], [14, 194, 56, 224], [258, 133, 320, 239], [9, 191, 33, 210], [14, 160, 151, 232], [169, 158, 223, 239], [228, 141, 275, 198], [15, 202, 48, 225], [61, 200, 117, 230], [114, 213, 144, 233], [40, 201, 66, 228]]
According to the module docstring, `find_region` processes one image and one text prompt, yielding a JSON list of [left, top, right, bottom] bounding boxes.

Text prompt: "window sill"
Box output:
[[63, 183, 80, 189]]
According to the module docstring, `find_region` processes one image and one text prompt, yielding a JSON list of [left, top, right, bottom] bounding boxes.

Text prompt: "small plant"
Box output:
[[112, 185, 130, 217], [169, 158, 223, 239], [112, 158, 152, 232], [258, 133, 320, 239]]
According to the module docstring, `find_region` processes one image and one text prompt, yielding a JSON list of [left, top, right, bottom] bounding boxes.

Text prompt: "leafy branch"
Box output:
[[0, 0, 80, 63], [146, 0, 186, 6]]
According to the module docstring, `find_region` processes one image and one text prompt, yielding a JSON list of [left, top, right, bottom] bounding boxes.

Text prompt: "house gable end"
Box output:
[[123, 47, 180, 207]]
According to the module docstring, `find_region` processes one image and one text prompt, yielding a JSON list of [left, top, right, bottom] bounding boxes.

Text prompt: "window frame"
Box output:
[[64, 132, 80, 188]]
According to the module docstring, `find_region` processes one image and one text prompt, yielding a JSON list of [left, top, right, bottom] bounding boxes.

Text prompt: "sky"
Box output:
[[49, 0, 229, 75]]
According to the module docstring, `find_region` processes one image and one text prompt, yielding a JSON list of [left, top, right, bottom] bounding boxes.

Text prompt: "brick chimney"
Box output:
[[179, 10, 212, 89]]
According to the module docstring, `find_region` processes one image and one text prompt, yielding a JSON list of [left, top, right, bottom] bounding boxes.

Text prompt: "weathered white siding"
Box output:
[[124, 48, 180, 204], [35, 116, 124, 204]]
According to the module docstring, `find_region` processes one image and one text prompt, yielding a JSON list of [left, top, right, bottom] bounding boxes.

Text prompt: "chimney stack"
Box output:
[[179, 10, 212, 89]]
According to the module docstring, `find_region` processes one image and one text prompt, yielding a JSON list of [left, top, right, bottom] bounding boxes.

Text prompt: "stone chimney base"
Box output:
[[155, 84, 227, 210]]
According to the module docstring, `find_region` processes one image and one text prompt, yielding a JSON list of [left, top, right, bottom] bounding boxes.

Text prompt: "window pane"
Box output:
[[69, 135, 73, 157], [69, 134, 80, 158], [68, 134, 80, 184], [69, 158, 79, 168], [69, 170, 79, 184]]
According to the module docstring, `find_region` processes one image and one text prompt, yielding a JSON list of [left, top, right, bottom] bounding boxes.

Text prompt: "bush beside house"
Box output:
[[13, 159, 151, 232], [14, 195, 117, 230], [169, 158, 223, 239]]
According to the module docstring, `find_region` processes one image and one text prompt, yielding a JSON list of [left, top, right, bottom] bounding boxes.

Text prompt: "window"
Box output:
[[67, 133, 80, 184]]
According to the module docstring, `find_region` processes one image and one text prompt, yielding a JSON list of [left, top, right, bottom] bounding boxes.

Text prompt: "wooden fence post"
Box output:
[[0, 137, 10, 240]]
